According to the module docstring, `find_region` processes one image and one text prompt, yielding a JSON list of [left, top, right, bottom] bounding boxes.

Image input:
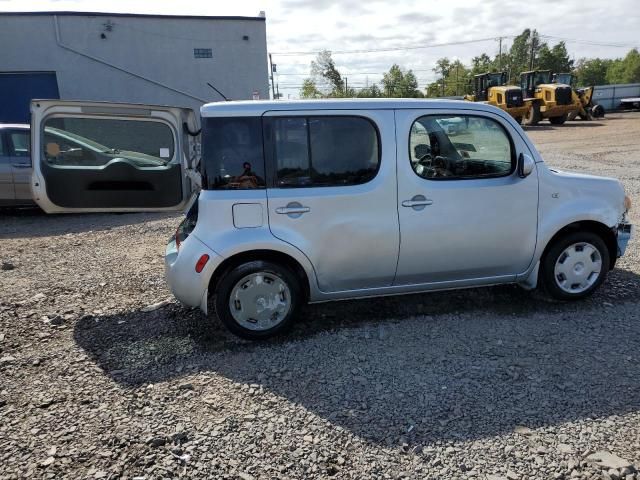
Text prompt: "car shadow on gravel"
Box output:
[[0, 208, 179, 238], [73, 267, 640, 446]]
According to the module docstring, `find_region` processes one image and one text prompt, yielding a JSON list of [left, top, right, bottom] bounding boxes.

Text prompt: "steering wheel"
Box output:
[[417, 153, 433, 166]]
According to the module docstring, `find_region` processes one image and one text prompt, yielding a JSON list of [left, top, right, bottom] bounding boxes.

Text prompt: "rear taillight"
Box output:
[[173, 199, 199, 250], [175, 226, 182, 250]]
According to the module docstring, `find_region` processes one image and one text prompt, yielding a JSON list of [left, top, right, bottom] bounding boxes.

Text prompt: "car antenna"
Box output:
[[207, 83, 230, 102]]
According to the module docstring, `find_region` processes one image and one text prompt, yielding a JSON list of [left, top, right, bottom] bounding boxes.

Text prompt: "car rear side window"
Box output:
[[270, 116, 380, 188], [9, 131, 30, 158], [201, 117, 266, 190], [409, 115, 514, 180]]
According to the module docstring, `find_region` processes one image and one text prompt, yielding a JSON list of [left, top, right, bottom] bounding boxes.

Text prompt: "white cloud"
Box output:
[[2, 0, 639, 98]]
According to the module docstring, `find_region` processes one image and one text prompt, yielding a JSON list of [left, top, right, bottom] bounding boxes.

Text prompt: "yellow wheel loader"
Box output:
[[553, 73, 605, 120], [520, 70, 581, 125], [463, 72, 530, 123]]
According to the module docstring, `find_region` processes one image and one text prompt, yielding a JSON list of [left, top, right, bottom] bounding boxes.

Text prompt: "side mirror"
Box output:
[[517, 152, 535, 178]]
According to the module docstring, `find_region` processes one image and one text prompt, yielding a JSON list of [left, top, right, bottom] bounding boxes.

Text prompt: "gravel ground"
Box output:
[[1, 113, 640, 480]]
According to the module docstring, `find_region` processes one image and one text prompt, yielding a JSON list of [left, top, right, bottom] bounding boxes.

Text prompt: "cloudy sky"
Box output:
[[2, 0, 639, 98]]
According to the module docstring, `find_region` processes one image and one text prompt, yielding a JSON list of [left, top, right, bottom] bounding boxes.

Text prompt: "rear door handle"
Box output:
[[12, 164, 31, 169], [275, 202, 310, 218], [402, 195, 433, 210], [276, 206, 310, 214]]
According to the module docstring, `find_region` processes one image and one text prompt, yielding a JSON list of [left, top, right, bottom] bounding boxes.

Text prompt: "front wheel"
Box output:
[[523, 103, 541, 126], [549, 114, 568, 125], [214, 260, 301, 339], [540, 232, 609, 301]]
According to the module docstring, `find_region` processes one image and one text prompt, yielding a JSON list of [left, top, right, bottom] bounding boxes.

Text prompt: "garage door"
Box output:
[[0, 72, 60, 124]]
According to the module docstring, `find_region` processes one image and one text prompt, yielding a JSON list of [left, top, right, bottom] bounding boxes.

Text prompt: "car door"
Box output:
[[30, 100, 199, 213], [264, 110, 399, 292], [6, 128, 33, 202], [0, 131, 16, 202], [394, 109, 538, 286]]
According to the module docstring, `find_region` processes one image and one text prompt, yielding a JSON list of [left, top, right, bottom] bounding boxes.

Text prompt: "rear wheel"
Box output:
[[513, 116, 523, 124], [214, 260, 301, 339], [549, 114, 568, 125], [540, 232, 609, 301]]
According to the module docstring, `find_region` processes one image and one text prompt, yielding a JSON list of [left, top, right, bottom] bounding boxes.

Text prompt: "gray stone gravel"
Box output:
[[1, 113, 640, 479]]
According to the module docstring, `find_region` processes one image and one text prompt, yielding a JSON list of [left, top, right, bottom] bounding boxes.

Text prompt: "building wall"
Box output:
[[0, 13, 269, 114]]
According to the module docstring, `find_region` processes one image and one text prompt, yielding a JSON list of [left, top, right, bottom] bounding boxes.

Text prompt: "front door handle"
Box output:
[[275, 202, 310, 218], [402, 195, 433, 210], [12, 164, 31, 169]]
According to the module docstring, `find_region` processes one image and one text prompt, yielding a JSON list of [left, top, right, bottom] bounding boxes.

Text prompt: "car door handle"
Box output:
[[275, 202, 310, 217], [402, 195, 433, 210], [12, 164, 31, 169]]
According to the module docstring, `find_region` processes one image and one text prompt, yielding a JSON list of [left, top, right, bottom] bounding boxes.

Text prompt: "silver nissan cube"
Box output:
[[30, 99, 633, 339]]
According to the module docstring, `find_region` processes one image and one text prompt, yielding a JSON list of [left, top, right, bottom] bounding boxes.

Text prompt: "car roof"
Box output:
[[200, 98, 503, 117], [0, 123, 29, 130]]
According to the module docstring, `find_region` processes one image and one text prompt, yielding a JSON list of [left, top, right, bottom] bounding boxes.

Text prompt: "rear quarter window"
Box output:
[[201, 117, 266, 190]]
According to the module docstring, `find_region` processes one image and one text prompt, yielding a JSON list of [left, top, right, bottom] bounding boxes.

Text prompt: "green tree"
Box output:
[[356, 83, 383, 98], [381, 64, 423, 97], [470, 53, 494, 76], [425, 58, 469, 97], [574, 58, 612, 86], [537, 41, 573, 74], [606, 49, 640, 84], [506, 29, 544, 83], [299, 78, 323, 99], [310, 50, 345, 97]]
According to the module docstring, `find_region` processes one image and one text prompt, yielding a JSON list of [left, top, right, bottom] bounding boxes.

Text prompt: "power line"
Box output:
[[538, 34, 638, 49], [271, 36, 503, 56]]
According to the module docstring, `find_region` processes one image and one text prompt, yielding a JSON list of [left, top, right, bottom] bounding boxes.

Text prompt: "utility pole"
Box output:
[[441, 66, 446, 97], [455, 63, 459, 96], [529, 33, 536, 70], [345, 77, 348, 97], [268, 53, 276, 100], [498, 36, 503, 71]]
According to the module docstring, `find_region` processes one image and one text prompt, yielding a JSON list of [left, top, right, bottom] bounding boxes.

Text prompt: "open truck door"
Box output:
[[30, 100, 200, 213]]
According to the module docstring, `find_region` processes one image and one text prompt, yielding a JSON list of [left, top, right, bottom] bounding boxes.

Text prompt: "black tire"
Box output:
[[214, 260, 301, 340], [540, 231, 609, 301], [523, 103, 541, 126], [549, 114, 568, 125], [592, 104, 605, 118]]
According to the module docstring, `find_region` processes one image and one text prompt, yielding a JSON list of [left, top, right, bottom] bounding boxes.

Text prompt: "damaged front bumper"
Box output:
[[616, 221, 633, 257]]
